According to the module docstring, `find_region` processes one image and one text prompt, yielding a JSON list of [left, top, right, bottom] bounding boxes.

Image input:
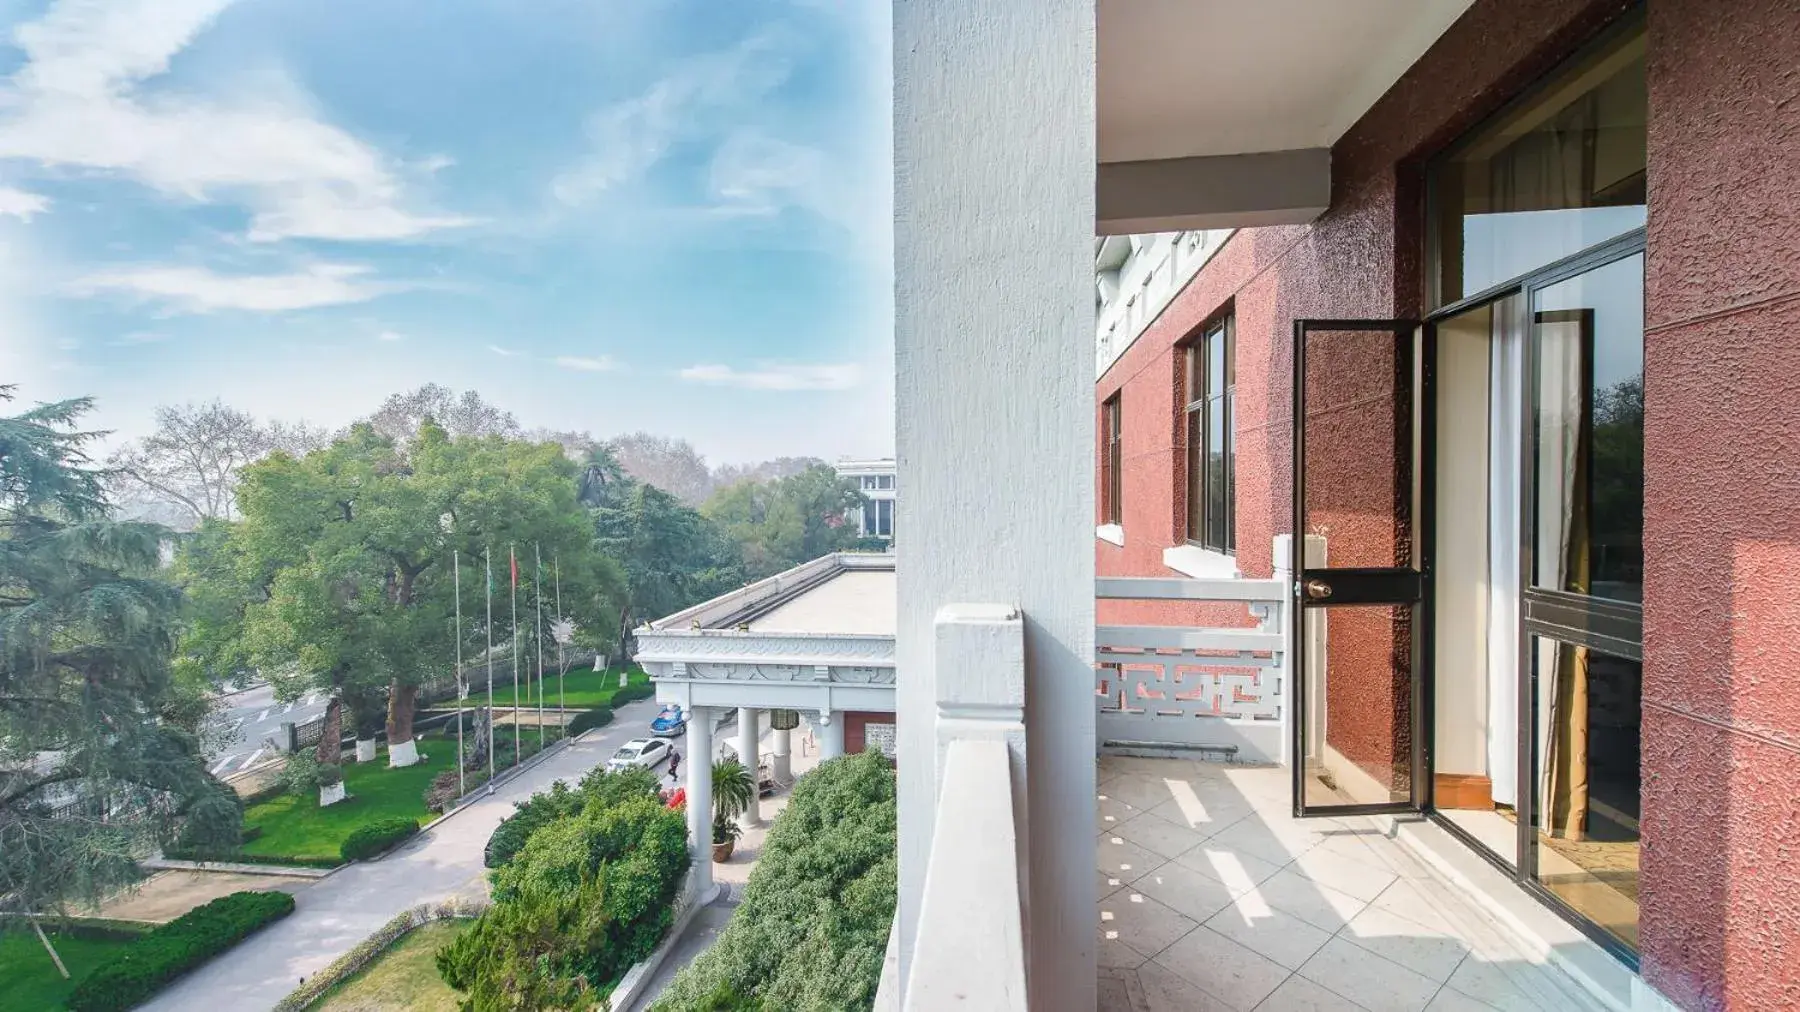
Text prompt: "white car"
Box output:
[[606, 737, 671, 773]]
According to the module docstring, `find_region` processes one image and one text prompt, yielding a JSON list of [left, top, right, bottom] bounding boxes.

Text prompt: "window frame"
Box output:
[[1101, 393, 1123, 526], [1183, 316, 1235, 554]]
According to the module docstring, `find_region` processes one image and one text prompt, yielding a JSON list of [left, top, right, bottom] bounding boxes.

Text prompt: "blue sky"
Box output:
[[0, 0, 893, 465]]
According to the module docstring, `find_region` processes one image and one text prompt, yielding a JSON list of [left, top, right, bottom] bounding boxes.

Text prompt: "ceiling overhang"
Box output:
[[1097, 0, 1475, 231]]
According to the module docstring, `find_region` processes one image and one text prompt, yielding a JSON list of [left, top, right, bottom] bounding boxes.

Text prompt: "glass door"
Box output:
[[1291, 319, 1430, 817]]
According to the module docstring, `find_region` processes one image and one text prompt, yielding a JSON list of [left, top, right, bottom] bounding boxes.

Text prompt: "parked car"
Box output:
[[606, 737, 671, 773], [650, 704, 687, 738]]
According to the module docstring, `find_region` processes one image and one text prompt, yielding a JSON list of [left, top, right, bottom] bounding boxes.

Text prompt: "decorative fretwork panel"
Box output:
[[1095, 651, 1281, 722]]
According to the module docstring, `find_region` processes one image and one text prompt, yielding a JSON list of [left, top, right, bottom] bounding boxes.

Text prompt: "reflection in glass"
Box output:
[[1301, 604, 1414, 808], [1301, 328, 1412, 570], [1432, 22, 1646, 305], [1533, 254, 1644, 603], [1533, 639, 1640, 949]]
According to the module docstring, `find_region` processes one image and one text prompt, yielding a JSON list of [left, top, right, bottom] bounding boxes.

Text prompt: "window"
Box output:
[[1101, 394, 1122, 526], [1429, 16, 1646, 307], [873, 498, 894, 538], [1184, 317, 1234, 552], [876, 474, 893, 490]]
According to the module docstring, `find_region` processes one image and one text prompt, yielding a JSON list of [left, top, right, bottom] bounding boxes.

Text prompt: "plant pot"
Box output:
[[711, 840, 734, 863], [318, 782, 347, 807]]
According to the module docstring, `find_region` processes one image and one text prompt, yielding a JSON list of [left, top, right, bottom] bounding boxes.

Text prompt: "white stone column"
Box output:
[[818, 712, 844, 759], [686, 705, 714, 897], [772, 727, 792, 782], [737, 706, 761, 827], [895, 0, 1096, 1004]]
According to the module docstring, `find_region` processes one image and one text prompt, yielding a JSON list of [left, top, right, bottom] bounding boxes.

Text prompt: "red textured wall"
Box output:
[[1096, 0, 1633, 790], [842, 710, 893, 757], [1638, 1, 1800, 1007]]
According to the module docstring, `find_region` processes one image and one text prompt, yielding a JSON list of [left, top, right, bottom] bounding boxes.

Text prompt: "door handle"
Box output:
[[1304, 579, 1333, 601]]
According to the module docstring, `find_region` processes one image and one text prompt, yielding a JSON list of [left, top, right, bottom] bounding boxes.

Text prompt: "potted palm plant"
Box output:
[[711, 758, 755, 862]]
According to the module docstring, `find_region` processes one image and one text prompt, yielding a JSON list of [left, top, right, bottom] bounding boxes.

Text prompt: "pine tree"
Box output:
[[0, 387, 240, 914]]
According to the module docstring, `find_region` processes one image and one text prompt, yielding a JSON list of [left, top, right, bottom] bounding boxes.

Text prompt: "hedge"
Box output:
[[649, 752, 897, 1010], [611, 682, 655, 705], [0, 915, 155, 944], [65, 891, 296, 1012], [162, 847, 343, 870], [340, 817, 421, 862], [567, 704, 613, 736]]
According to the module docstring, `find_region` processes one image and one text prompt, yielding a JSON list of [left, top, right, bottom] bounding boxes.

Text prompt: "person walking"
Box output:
[[667, 748, 681, 782]]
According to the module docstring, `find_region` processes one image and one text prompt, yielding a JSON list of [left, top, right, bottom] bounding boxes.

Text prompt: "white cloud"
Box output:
[[678, 362, 859, 391], [0, 0, 470, 242], [69, 262, 399, 313], [551, 29, 798, 205], [486, 344, 519, 357], [554, 355, 616, 373], [376, 330, 405, 342], [0, 187, 50, 220]]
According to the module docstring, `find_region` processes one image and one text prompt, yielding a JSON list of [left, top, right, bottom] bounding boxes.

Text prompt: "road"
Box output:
[[201, 684, 331, 778], [140, 696, 665, 1012]]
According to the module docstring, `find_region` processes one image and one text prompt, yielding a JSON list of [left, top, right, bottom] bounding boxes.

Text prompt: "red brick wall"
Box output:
[[1638, 2, 1800, 1007]]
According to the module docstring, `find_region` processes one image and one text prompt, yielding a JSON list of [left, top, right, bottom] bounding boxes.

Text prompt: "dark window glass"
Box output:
[[1102, 395, 1123, 526], [1430, 20, 1646, 306], [1183, 318, 1234, 552], [1532, 253, 1643, 603]]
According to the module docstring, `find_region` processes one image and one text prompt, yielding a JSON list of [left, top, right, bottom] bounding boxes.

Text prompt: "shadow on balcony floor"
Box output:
[[1094, 755, 1607, 1012]]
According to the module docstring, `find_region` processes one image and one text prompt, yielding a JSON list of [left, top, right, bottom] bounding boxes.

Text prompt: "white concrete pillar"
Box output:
[[772, 727, 792, 782], [737, 706, 761, 827], [895, 0, 1096, 1004], [818, 712, 844, 759], [686, 705, 714, 897]]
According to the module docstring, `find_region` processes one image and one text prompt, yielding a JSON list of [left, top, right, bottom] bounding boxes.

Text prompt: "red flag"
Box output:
[[510, 548, 518, 587]]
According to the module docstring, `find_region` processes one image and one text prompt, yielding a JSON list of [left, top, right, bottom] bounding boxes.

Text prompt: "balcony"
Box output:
[[887, 579, 1610, 1011]]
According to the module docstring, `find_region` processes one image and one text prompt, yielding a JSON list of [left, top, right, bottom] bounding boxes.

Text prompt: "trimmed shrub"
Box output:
[[65, 891, 296, 1012], [611, 682, 654, 705], [163, 847, 342, 869], [339, 817, 420, 863], [484, 781, 582, 869], [650, 751, 897, 1011], [278, 752, 321, 796], [439, 795, 689, 1009], [424, 767, 492, 814], [315, 763, 343, 787], [566, 704, 613, 736]]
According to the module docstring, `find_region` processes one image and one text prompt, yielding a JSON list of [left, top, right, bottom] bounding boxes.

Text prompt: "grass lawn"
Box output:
[[242, 745, 455, 863], [0, 927, 141, 1011], [314, 919, 469, 1012], [473, 664, 648, 709]]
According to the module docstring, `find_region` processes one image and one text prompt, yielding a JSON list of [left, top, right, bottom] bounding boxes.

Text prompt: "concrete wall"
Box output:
[[1639, 1, 1800, 1007], [894, 0, 1096, 1006]]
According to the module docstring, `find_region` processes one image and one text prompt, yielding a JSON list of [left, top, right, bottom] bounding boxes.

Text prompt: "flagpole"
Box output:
[[555, 553, 564, 730], [535, 543, 545, 751], [510, 543, 520, 770], [485, 548, 495, 794], [454, 550, 465, 798]]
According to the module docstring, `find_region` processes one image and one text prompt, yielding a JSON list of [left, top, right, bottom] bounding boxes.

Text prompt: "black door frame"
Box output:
[[1288, 318, 1434, 819], [1421, 227, 1647, 969]]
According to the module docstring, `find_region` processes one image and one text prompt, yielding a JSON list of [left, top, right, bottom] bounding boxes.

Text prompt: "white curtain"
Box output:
[[1485, 307, 1522, 807]]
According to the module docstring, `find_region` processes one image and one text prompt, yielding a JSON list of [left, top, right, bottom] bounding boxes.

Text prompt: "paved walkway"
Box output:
[[1095, 756, 1606, 1012], [140, 697, 663, 1012]]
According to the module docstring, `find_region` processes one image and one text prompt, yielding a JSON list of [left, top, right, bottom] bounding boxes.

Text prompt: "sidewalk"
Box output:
[[137, 697, 663, 1012]]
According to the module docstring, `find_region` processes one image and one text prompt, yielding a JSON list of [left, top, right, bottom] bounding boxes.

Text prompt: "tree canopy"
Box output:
[[703, 464, 866, 581], [179, 422, 626, 759], [0, 388, 238, 912]]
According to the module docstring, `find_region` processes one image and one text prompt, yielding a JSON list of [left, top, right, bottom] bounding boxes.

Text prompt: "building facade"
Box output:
[[891, 0, 1800, 1009], [837, 457, 896, 542]]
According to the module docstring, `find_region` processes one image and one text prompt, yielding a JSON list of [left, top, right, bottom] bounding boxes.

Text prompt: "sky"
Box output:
[[0, 0, 894, 466]]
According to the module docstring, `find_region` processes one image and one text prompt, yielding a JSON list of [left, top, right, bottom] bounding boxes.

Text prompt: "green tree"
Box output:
[[704, 464, 865, 580], [184, 423, 624, 764], [0, 389, 239, 917], [591, 478, 742, 652]]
